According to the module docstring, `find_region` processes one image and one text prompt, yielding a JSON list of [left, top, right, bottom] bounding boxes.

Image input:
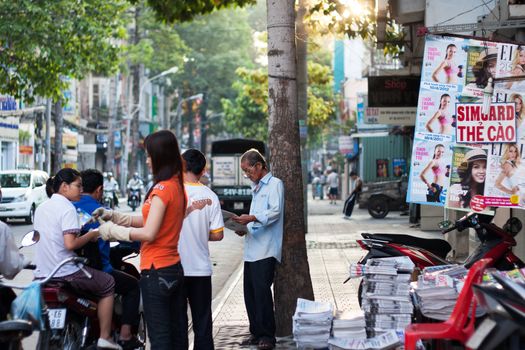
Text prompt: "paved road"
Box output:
[[3, 200, 244, 349]]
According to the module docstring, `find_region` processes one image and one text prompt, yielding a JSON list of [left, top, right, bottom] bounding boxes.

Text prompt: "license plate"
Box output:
[[48, 308, 67, 329], [234, 202, 244, 210]]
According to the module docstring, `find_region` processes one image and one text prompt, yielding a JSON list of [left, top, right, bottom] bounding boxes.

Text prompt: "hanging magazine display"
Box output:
[[408, 34, 524, 212]]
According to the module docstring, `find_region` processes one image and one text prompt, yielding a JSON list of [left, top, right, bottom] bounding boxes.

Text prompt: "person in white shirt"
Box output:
[[326, 169, 339, 204], [178, 149, 224, 350]]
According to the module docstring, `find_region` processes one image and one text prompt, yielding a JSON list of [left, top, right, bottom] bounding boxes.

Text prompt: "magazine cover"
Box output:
[[415, 87, 457, 140], [446, 145, 493, 213], [407, 141, 453, 206], [462, 41, 499, 99], [421, 35, 468, 88], [393, 158, 407, 177], [497, 43, 525, 80], [493, 87, 525, 142]]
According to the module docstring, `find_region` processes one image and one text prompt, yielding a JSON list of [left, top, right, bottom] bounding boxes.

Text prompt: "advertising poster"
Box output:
[[407, 141, 452, 206], [393, 158, 407, 177], [415, 87, 458, 141], [409, 34, 525, 212], [455, 103, 516, 143], [376, 159, 389, 178], [421, 35, 468, 90], [446, 146, 493, 213]]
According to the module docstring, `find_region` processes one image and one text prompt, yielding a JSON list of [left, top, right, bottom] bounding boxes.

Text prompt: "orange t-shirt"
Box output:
[[140, 176, 186, 270]]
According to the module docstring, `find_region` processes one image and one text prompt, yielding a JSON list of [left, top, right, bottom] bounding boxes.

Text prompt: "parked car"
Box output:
[[0, 170, 49, 224]]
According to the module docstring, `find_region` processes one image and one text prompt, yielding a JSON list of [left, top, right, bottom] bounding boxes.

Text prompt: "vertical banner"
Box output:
[[408, 34, 525, 212]]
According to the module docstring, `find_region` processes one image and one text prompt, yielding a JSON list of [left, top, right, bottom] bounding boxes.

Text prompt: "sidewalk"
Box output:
[[208, 197, 441, 349]]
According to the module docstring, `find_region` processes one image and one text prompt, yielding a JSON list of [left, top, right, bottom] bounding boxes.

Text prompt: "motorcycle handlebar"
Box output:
[[441, 225, 457, 234], [24, 264, 36, 270]]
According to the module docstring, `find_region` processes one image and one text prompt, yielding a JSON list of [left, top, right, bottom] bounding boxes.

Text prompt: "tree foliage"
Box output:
[[222, 61, 335, 142], [0, 0, 128, 102], [130, 0, 255, 23]]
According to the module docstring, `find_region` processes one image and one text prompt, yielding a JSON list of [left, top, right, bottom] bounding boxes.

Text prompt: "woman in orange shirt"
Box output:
[[95, 130, 188, 349]]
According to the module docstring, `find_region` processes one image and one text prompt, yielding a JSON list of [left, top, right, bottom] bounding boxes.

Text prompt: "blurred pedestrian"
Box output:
[[343, 171, 362, 219], [326, 169, 339, 204]]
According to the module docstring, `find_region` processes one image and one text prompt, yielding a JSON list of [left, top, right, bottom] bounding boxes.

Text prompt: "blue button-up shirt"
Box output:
[[245, 172, 284, 262]]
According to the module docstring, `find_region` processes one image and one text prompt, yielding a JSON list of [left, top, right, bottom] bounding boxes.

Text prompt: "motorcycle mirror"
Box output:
[[438, 220, 452, 229], [20, 230, 40, 248]]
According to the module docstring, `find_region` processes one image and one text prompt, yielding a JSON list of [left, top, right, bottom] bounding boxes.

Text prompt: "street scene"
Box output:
[[3, 1, 525, 350]]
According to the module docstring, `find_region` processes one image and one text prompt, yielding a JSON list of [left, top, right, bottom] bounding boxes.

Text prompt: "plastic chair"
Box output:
[[404, 258, 492, 350]]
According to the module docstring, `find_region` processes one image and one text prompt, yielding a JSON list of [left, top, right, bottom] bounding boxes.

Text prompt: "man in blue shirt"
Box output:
[[232, 149, 284, 350], [73, 169, 143, 350]]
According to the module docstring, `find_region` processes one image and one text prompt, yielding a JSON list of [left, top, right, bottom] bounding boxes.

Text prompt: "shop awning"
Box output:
[[351, 132, 389, 138]]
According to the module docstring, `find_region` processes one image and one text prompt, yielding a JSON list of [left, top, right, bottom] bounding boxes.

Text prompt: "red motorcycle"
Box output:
[[37, 244, 145, 350], [357, 212, 524, 271]]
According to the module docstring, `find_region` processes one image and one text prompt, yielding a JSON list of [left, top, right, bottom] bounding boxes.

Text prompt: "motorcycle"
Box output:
[[355, 212, 525, 304], [103, 189, 115, 210], [127, 187, 141, 212], [38, 242, 145, 350], [467, 272, 525, 349], [0, 231, 39, 350]]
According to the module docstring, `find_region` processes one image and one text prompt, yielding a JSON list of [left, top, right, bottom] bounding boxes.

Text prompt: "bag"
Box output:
[[10, 282, 43, 329], [75, 241, 103, 270]]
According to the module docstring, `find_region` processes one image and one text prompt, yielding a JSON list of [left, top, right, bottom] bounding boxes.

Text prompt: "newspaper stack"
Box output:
[[414, 264, 471, 320], [293, 298, 334, 349], [331, 310, 367, 339], [328, 329, 402, 350], [356, 257, 414, 337]]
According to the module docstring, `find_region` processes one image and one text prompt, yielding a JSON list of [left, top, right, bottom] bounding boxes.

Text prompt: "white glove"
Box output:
[[98, 222, 131, 242], [92, 208, 132, 227]]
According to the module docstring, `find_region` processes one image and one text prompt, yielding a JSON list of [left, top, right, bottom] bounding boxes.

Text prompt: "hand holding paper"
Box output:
[[222, 210, 248, 234]]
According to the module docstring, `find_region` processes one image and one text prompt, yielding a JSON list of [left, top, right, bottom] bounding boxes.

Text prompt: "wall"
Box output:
[[360, 135, 412, 183]]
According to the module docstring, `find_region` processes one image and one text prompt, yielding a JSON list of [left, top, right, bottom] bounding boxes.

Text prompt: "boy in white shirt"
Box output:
[[179, 149, 224, 350]]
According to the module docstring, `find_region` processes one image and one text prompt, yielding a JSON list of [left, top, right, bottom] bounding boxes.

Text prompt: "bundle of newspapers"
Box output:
[[328, 330, 402, 350], [412, 264, 486, 320], [331, 310, 367, 339], [353, 256, 414, 337], [293, 298, 334, 349]]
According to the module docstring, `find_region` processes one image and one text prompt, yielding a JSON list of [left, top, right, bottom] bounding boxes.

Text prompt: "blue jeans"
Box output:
[[140, 263, 187, 350]]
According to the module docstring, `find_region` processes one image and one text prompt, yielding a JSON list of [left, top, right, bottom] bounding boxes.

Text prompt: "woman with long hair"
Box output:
[[511, 46, 525, 76], [448, 149, 487, 209], [495, 144, 521, 195], [420, 144, 447, 202], [33, 168, 120, 350], [425, 94, 453, 135], [94, 130, 190, 348], [432, 44, 459, 84], [511, 94, 525, 141]]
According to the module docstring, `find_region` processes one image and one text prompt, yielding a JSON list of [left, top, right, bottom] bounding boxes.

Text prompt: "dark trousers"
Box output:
[[140, 263, 187, 350], [343, 193, 357, 217], [180, 276, 214, 350], [112, 269, 140, 327], [243, 257, 276, 344]]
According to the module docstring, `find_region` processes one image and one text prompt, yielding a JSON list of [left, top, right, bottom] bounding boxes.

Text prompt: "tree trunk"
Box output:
[[52, 100, 63, 175], [267, 0, 314, 336], [129, 6, 141, 178], [296, 0, 308, 231]]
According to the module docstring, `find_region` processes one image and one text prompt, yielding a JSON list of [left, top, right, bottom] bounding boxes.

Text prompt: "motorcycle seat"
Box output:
[[361, 233, 452, 259], [0, 320, 33, 341]]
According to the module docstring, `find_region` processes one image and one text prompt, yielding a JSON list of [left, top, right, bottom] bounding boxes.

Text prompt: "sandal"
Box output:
[[257, 339, 275, 350], [240, 335, 259, 346]]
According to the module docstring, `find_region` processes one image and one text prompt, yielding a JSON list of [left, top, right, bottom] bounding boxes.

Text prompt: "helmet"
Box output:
[[133, 172, 139, 179], [147, 174, 153, 180], [108, 172, 113, 177], [103, 172, 108, 178]]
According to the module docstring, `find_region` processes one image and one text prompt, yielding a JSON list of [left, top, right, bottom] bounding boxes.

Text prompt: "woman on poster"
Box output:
[[495, 144, 521, 195], [419, 144, 448, 202], [432, 44, 460, 84], [511, 94, 525, 140], [470, 48, 497, 89], [448, 149, 487, 209], [425, 94, 453, 135], [511, 46, 525, 77]]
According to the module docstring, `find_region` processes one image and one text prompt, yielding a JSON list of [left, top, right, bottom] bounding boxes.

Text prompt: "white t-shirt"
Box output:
[[179, 182, 224, 276], [327, 172, 339, 188], [34, 194, 82, 278]]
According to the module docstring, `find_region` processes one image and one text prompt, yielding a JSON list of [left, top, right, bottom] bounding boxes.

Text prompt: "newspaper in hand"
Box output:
[[221, 210, 248, 233]]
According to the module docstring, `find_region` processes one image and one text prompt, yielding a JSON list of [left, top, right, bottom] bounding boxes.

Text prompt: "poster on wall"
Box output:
[[376, 159, 389, 178], [393, 158, 407, 177], [407, 141, 453, 206], [408, 34, 525, 213]]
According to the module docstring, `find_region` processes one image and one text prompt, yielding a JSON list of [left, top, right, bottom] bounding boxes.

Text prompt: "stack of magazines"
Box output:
[[331, 310, 367, 339], [357, 257, 415, 337], [413, 264, 472, 320], [293, 298, 334, 349], [328, 330, 402, 350]]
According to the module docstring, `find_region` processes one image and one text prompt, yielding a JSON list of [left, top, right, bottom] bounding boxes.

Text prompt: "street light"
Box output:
[[121, 65, 180, 188]]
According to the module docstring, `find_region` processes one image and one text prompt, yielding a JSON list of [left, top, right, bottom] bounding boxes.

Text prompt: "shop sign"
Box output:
[[19, 145, 33, 155], [365, 107, 417, 125], [0, 116, 19, 141]]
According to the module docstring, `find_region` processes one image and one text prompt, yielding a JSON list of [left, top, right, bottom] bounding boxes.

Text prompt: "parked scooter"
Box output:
[[0, 231, 40, 350], [38, 243, 145, 350], [467, 272, 525, 349], [127, 186, 141, 212]]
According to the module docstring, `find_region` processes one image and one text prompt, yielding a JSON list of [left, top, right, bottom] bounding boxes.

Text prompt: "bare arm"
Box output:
[[432, 61, 446, 82], [494, 171, 517, 194], [129, 196, 166, 242], [64, 229, 99, 251], [426, 110, 440, 132], [209, 229, 224, 241], [419, 160, 434, 188]]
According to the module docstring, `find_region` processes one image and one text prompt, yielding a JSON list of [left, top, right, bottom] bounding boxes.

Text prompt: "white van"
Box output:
[[0, 170, 49, 224]]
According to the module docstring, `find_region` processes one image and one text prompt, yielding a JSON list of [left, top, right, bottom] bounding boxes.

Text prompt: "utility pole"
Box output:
[[52, 100, 63, 175], [105, 74, 118, 173], [199, 92, 208, 152], [45, 99, 51, 174]]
